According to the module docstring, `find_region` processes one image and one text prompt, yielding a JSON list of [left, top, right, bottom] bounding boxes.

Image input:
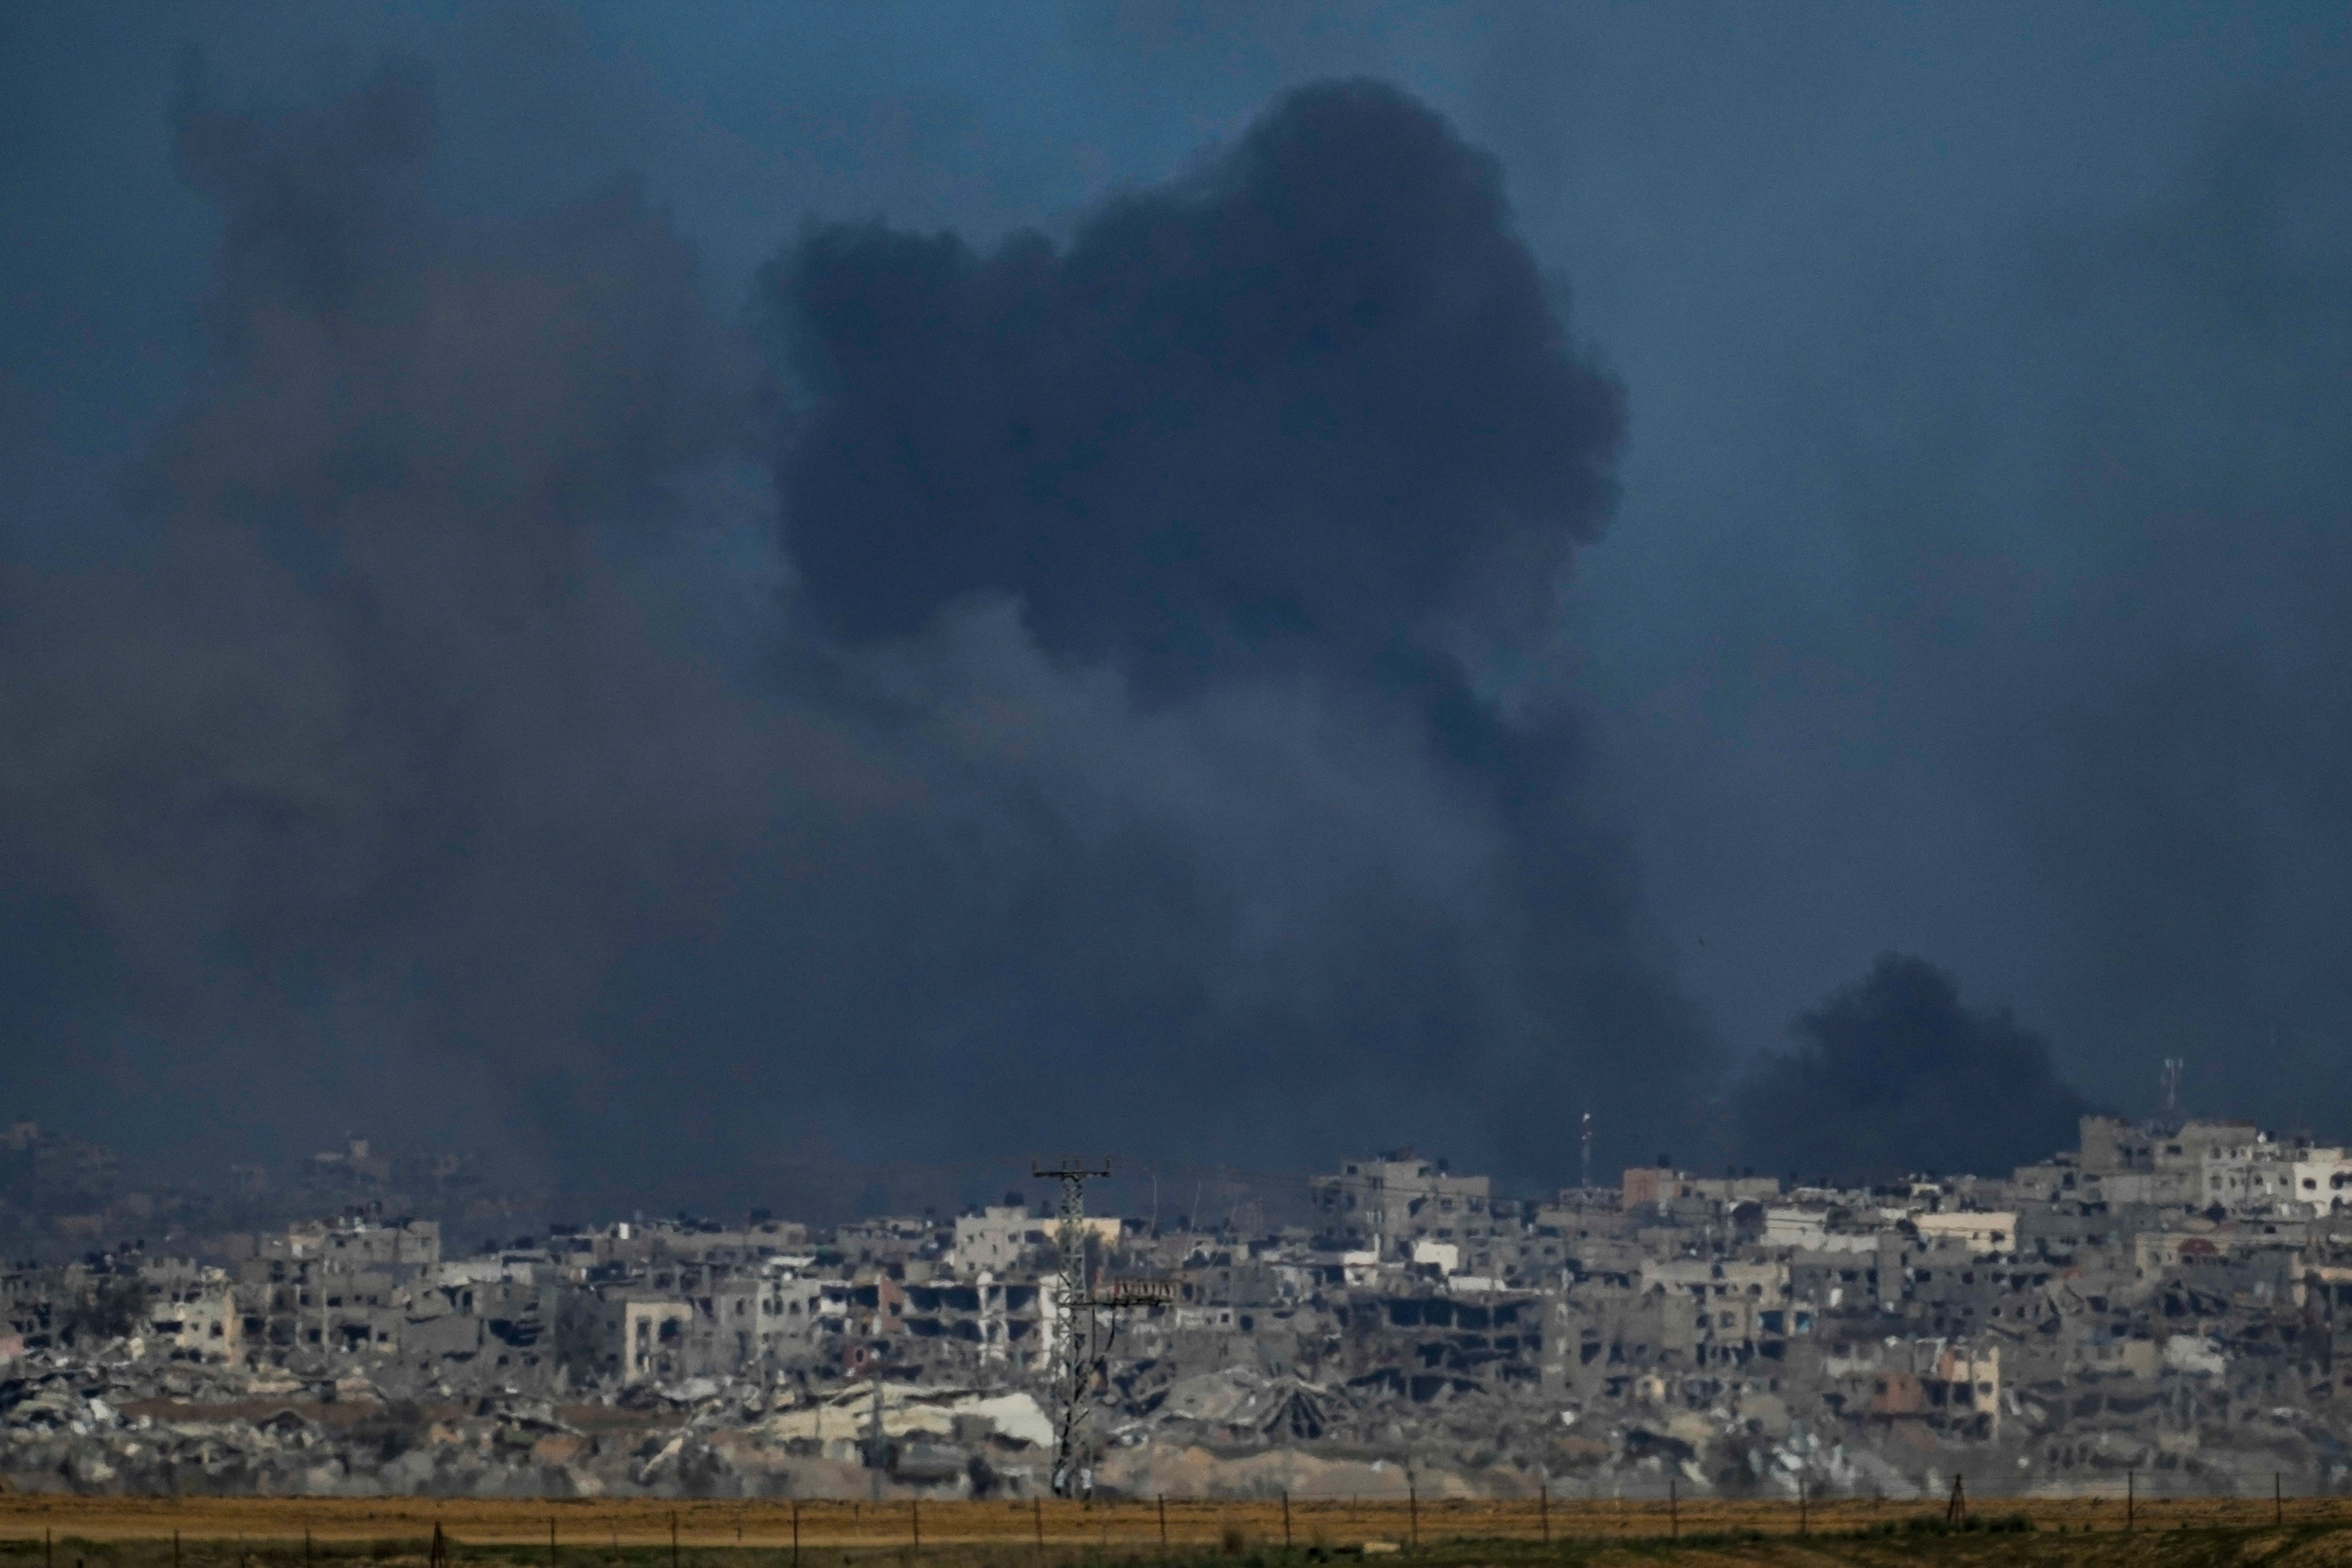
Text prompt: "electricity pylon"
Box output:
[[1031, 1155, 1172, 1494]]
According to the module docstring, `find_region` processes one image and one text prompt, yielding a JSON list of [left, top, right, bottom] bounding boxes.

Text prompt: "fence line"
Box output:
[[1, 1486, 2348, 1551]]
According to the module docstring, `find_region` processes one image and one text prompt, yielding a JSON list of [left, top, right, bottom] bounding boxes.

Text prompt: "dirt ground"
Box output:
[[4, 1494, 2352, 1552]]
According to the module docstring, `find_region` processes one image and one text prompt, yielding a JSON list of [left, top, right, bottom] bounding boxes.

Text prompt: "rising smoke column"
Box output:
[[0, 72, 1713, 1199], [774, 79, 1620, 697], [771, 79, 1714, 1178], [0, 65, 779, 1177], [1736, 954, 2093, 1185]]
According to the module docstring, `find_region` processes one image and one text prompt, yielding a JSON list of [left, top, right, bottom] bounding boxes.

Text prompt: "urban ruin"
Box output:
[[8, 1112, 2352, 1504]]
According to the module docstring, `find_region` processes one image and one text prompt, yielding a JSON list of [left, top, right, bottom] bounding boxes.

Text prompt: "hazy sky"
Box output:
[[3, 2, 2347, 1207]]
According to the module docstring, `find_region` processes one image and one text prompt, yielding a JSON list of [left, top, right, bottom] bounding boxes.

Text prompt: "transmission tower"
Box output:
[[1034, 1156, 1111, 1492], [1031, 1155, 1171, 1495]]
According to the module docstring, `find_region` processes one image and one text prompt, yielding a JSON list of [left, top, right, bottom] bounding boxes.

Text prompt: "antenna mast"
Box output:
[[1580, 1110, 1594, 1192], [2161, 1057, 2184, 1120]]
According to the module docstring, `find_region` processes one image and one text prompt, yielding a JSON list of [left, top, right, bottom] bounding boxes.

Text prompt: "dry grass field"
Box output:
[[9, 1495, 2352, 1564]]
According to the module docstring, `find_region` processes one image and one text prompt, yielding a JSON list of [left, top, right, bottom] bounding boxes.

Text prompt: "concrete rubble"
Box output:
[[11, 1114, 2352, 1499]]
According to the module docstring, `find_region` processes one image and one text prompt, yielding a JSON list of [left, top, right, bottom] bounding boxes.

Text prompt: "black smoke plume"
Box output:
[[1736, 954, 2092, 1185], [775, 79, 1621, 697], [770, 78, 1711, 1182], [0, 71, 1710, 1206]]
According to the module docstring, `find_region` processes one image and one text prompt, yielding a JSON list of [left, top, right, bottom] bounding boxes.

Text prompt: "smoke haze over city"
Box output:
[[3, 3, 2349, 1211]]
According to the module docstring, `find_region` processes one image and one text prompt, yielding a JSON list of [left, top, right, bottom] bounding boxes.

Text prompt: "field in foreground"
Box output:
[[12, 1497, 2352, 1564]]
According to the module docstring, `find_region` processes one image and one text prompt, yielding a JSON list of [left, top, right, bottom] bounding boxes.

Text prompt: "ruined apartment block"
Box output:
[[11, 1111, 2352, 1499]]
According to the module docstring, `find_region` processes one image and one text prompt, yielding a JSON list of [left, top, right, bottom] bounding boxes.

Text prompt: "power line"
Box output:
[[1030, 1156, 1175, 1496], [1032, 1156, 1110, 1496]]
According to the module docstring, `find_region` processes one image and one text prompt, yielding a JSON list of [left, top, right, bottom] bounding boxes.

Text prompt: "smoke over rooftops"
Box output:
[[0, 71, 1713, 1203], [1736, 954, 2094, 1186]]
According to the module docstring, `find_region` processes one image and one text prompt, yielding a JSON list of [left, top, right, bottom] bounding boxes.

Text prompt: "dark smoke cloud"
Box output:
[[1736, 955, 2093, 1185], [0, 70, 1709, 1204], [0, 64, 778, 1171], [767, 79, 1707, 1185], [1550, 91, 2352, 1134], [775, 79, 1620, 697], [770, 77, 1710, 1167]]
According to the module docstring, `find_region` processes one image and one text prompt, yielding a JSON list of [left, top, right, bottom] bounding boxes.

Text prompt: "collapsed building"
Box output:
[[12, 1115, 2352, 1499]]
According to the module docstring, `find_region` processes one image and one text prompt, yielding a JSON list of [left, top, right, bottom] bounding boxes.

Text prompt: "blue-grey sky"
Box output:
[[4, 2, 2348, 1201]]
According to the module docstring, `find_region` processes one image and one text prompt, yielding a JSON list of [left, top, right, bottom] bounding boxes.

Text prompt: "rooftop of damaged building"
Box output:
[[11, 1114, 2352, 1500]]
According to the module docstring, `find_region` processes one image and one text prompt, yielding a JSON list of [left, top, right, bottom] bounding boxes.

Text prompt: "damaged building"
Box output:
[[16, 1113, 2352, 1499]]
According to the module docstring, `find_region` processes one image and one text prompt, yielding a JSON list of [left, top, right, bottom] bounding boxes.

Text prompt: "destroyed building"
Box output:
[[13, 1112, 2352, 1500]]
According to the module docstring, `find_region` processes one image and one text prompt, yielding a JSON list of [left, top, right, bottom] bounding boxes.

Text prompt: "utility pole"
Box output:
[[1032, 1155, 1170, 1495], [1036, 1156, 1112, 1493]]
